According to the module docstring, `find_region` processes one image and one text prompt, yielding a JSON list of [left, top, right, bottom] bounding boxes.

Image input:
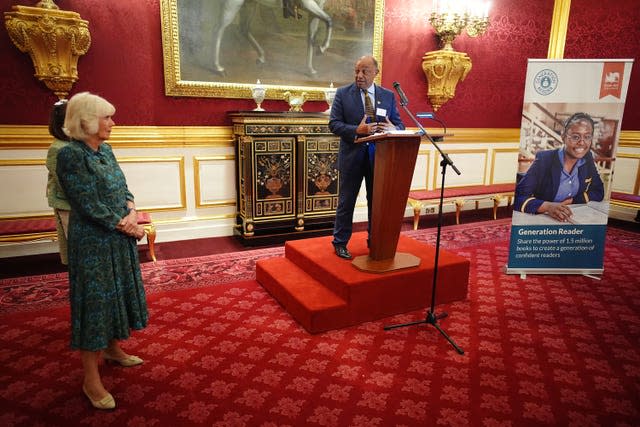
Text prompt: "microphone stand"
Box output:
[[384, 99, 464, 355]]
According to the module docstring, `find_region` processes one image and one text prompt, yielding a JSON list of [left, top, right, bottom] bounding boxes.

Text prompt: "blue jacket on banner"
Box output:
[[515, 148, 605, 214]]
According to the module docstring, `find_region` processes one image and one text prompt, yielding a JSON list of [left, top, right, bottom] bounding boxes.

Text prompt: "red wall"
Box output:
[[1, 0, 638, 130], [564, 0, 640, 130]]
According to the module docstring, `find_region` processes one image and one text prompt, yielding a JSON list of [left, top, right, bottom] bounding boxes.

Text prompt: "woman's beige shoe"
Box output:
[[103, 353, 144, 367], [83, 385, 116, 410]]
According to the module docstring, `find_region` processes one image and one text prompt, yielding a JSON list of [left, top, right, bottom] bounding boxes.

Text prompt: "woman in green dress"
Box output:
[[57, 92, 148, 410]]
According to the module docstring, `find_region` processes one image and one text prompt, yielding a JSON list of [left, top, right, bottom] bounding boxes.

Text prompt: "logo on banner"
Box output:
[[600, 62, 625, 99], [533, 69, 558, 95]]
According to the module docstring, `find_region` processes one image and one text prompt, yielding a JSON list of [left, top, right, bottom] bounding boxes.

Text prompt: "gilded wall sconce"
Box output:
[[422, 0, 490, 111], [4, 0, 91, 99]]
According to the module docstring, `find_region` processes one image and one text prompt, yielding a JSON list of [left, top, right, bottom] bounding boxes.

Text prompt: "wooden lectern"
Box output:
[[351, 132, 422, 273]]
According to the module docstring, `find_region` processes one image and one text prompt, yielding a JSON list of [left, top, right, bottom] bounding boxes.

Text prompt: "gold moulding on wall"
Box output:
[[421, 50, 472, 112], [4, 3, 91, 99]]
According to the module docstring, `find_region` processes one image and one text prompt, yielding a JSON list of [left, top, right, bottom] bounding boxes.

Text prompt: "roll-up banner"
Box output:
[[507, 59, 633, 275]]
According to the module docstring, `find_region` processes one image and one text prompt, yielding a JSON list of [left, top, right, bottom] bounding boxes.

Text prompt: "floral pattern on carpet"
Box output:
[[1, 219, 638, 314]]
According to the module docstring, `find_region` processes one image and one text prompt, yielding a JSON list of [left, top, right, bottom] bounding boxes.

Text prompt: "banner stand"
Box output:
[[507, 59, 633, 276]]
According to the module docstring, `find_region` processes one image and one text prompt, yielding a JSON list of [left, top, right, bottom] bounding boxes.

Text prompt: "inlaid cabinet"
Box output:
[[229, 111, 340, 240]]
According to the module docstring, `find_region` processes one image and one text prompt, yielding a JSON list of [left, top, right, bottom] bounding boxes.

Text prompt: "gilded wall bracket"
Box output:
[[4, 0, 91, 99]]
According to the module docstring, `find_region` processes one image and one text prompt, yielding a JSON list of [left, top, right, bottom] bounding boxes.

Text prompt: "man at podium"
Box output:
[[329, 55, 404, 259]]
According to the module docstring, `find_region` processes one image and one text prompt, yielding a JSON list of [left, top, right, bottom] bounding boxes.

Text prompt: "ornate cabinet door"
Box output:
[[230, 112, 339, 239], [300, 135, 339, 224]]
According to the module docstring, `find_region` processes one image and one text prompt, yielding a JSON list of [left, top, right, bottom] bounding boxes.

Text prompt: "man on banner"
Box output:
[[514, 112, 605, 222]]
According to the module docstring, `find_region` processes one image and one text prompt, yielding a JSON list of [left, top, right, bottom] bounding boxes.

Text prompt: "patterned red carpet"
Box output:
[[1, 219, 639, 426]]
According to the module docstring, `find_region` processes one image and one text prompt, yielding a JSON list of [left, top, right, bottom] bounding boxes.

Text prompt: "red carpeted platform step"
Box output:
[[256, 257, 350, 333], [256, 231, 470, 333]]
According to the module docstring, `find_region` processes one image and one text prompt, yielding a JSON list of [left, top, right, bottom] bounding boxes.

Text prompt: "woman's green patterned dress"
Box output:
[[57, 140, 148, 351]]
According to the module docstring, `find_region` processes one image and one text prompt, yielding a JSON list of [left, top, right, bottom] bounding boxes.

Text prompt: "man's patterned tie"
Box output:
[[363, 89, 375, 121]]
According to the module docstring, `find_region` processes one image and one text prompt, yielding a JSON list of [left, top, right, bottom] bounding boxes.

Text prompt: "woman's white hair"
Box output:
[[63, 92, 115, 141]]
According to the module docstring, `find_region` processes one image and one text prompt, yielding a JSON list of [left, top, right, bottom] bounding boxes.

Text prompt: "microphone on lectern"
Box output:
[[392, 81, 409, 106]]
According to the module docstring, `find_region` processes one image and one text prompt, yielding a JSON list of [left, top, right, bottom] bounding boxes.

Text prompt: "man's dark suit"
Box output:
[[329, 82, 404, 248]]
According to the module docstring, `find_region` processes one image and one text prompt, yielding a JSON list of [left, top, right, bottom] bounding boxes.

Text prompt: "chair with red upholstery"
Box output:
[[0, 212, 157, 262]]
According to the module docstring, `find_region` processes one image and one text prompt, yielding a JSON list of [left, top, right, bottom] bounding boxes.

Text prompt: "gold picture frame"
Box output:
[[160, 0, 385, 101]]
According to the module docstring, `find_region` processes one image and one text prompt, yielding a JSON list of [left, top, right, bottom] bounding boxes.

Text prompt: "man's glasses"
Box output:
[[567, 133, 593, 143]]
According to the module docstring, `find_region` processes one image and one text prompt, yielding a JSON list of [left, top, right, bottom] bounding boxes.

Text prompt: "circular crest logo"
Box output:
[[533, 69, 558, 95]]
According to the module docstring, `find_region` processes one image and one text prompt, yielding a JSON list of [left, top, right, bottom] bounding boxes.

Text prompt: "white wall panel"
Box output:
[[611, 156, 639, 193], [434, 150, 487, 188], [0, 162, 49, 216], [411, 151, 430, 191], [492, 150, 519, 184], [195, 157, 236, 206], [119, 158, 185, 209]]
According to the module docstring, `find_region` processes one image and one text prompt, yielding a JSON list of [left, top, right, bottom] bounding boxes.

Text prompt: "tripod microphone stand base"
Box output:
[[384, 310, 464, 355]]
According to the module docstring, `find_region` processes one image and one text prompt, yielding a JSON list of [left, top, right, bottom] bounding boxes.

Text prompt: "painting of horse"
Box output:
[[161, 0, 382, 99], [212, 0, 333, 76]]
